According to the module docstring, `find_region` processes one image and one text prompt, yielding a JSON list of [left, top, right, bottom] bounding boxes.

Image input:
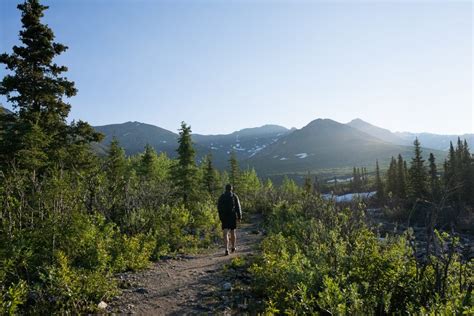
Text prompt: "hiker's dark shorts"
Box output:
[[221, 218, 237, 230]]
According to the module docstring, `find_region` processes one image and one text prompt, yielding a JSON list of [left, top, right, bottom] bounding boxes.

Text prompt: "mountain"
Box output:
[[193, 124, 291, 167], [92, 119, 453, 175], [394, 132, 474, 151], [94, 121, 180, 156], [247, 119, 445, 175], [347, 118, 408, 145], [93, 122, 291, 168], [347, 118, 473, 151]]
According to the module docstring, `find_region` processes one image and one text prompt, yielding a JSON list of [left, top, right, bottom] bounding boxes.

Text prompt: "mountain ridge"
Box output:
[[347, 118, 473, 151]]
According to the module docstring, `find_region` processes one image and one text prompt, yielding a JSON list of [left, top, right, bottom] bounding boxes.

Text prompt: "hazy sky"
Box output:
[[0, 0, 472, 135]]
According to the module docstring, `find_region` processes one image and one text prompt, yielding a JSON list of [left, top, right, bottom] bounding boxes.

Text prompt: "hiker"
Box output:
[[217, 184, 242, 256]]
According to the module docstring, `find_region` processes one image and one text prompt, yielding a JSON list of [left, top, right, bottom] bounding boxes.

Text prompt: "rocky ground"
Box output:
[[105, 214, 264, 315]]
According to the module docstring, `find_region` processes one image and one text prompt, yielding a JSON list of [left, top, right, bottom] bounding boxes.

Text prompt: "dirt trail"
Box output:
[[108, 214, 263, 315]]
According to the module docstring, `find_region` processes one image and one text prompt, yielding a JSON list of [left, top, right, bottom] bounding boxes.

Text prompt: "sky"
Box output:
[[0, 0, 472, 135]]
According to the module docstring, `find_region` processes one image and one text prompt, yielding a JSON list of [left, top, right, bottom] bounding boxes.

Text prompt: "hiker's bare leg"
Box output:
[[223, 229, 229, 251], [230, 229, 236, 249]]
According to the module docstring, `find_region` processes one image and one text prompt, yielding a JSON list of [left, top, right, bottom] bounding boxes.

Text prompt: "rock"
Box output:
[[223, 306, 232, 316], [222, 282, 232, 291], [135, 287, 149, 294], [127, 304, 135, 309], [98, 301, 108, 309], [238, 303, 248, 310]]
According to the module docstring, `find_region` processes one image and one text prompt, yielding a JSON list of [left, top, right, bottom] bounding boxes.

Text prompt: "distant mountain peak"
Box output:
[[347, 118, 404, 144], [305, 118, 340, 127], [348, 118, 368, 124]]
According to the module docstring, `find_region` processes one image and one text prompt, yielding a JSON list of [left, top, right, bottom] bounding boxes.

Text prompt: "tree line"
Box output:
[[374, 138, 474, 225]]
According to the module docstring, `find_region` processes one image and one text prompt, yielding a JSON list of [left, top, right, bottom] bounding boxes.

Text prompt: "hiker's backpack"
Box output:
[[220, 192, 235, 215]]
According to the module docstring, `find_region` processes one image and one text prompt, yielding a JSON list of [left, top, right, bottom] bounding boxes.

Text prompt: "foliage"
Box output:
[[250, 186, 473, 314], [0, 0, 102, 173], [171, 122, 199, 206]]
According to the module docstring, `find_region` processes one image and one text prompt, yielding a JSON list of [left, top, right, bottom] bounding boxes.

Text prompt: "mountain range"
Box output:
[[347, 118, 474, 151], [93, 118, 463, 175], [2, 105, 471, 176]]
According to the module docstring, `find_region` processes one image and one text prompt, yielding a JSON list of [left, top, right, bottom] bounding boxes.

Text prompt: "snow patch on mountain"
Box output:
[[295, 153, 308, 159]]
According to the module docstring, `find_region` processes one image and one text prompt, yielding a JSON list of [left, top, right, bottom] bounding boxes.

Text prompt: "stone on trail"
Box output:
[[98, 301, 108, 309], [222, 282, 232, 291], [135, 287, 149, 294]]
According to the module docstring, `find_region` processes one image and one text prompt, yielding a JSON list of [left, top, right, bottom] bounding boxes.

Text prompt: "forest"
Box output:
[[0, 0, 472, 314]]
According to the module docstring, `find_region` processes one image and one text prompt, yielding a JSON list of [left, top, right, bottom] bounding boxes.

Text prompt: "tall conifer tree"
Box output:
[[428, 153, 440, 201], [172, 122, 197, 205], [0, 0, 102, 172], [408, 138, 428, 200], [397, 154, 407, 199], [375, 160, 385, 202], [203, 153, 218, 195], [228, 151, 240, 189]]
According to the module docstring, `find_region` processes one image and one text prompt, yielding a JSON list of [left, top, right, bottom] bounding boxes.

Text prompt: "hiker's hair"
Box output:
[[225, 184, 233, 191]]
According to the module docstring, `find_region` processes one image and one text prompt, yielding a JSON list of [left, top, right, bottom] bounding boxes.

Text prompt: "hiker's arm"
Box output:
[[217, 196, 223, 221], [234, 195, 242, 220]]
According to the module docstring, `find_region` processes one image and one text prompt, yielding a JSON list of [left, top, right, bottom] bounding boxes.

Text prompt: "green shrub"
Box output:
[[251, 199, 473, 314]]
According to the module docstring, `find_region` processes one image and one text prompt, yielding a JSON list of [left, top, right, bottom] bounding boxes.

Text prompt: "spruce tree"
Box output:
[[0, 0, 102, 172], [172, 122, 198, 205], [203, 153, 218, 195], [228, 151, 240, 189], [139, 144, 158, 179], [105, 138, 128, 221], [428, 153, 440, 201], [106, 139, 127, 178], [375, 160, 385, 203], [303, 172, 313, 194], [408, 138, 428, 200], [397, 154, 407, 199], [313, 175, 321, 194], [461, 140, 474, 205], [444, 142, 457, 193], [386, 157, 398, 197]]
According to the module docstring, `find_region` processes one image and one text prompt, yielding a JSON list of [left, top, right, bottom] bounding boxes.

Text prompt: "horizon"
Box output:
[[91, 116, 473, 137], [1, 0, 472, 135]]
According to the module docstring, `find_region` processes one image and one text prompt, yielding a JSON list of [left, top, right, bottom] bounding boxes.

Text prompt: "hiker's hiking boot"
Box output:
[[231, 247, 236, 253], [225, 249, 229, 256]]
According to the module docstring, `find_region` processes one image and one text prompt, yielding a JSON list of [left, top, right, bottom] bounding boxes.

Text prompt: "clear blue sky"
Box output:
[[1, 0, 472, 135]]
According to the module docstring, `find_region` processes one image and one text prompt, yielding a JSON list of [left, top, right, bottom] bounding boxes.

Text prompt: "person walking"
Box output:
[[217, 184, 242, 255]]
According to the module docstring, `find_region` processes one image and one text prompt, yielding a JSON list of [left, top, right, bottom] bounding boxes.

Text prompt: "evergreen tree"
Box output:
[[444, 142, 456, 188], [375, 160, 385, 203], [202, 153, 218, 195], [104, 138, 128, 221], [172, 122, 198, 205], [0, 0, 102, 172], [386, 157, 398, 197], [106, 138, 127, 179], [303, 172, 313, 194], [228, 151, 240, 189], [313, 175, 321, 194], [352, 167, 362, 192], [461, 140, 474, 205], [428, 153, 440, 201], [139, 144, 158, 179], [361, 167, 368, 190], [397, 154, 407, 199], [408, 138, 428, 200]]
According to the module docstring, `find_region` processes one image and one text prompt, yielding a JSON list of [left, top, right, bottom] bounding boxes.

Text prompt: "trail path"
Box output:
[[108, 214, 263, 315]]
